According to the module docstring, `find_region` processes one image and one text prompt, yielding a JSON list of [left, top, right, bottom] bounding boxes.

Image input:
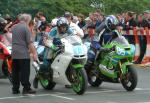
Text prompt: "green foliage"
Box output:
[[0, 0, 149, 21]]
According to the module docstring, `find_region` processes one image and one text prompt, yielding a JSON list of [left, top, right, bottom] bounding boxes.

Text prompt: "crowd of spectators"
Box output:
[[0, 10, 149, 39]]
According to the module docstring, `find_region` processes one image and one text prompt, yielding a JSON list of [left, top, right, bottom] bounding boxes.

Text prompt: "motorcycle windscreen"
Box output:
[[73, 45, 85, 57]]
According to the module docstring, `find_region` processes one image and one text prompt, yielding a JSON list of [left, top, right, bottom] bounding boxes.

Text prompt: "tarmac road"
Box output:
[[0, 63, 150, 103]]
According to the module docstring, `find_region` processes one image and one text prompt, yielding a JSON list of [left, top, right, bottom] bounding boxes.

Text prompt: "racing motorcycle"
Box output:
[[85, 31, 138, 91], [33, 35, 88, 95], [0, 42, 12, 83]]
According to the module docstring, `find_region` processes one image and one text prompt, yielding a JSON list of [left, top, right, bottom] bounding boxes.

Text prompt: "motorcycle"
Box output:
[[0, 42, 12, 83], [85, 34, 138, 91], [33, 35, 88, 95]]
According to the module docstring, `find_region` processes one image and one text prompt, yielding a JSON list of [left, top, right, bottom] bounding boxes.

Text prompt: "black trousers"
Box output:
[[136, 35, 146, 63], [12, 59, 31, 91]]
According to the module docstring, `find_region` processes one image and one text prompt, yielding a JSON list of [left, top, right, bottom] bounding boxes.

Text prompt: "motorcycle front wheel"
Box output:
[[69, 68, 87, 95], [121, 65, 138, 91]]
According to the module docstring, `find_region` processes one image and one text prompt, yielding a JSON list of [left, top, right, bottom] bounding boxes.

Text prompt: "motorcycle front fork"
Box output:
[[118, 61, 127, 81]]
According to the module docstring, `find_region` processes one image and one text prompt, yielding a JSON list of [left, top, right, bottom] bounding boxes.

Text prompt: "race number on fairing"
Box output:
[[116, 47, 125, 56]]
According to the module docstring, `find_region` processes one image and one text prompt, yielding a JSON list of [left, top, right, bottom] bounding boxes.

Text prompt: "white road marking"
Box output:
[[0, 93, 75, 101], [53, 88, 150, 95], [86, 89, 125, 94], [137, 102, 150, 103], [50, 94, 75, 100], [135, 88, 150, 91], [107, 102, 117, 103]]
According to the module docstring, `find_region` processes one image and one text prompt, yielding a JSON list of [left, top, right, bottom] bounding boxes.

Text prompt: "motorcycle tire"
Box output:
[[87, 68, 103, 87], [39, 77, 56, 90], [121, 65, 138, 91], [71, 68, 88, 95]]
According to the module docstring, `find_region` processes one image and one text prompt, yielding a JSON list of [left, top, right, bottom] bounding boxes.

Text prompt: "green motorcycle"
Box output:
[[86, 39, 138, 91]]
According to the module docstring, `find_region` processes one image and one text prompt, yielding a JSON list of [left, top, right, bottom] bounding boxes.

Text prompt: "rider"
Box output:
[[38, 17, 74, 72], [87, 15, 128, 66], [96, 15, 119, 45]]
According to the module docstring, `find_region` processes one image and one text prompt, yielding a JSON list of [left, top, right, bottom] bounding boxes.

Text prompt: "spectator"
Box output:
[[116, 14, 124, 26], [95, 9, 104, 21], [84, 12, 100, 41], [29, 20, 36, 41], [64, 11, 84, 38], [72, 16, 79, 25], [142, 10, 150, 28], [11, 13, 37, 94], [93, 11, 103, 27], [116, 14, 124, 33], [36, 11, 46, 22], [37, 21, 50, 45], [4, 14, 12, 24], [34, 12, 46, 31], [0, 17, 7, 34], [123, 11, 137, 30], [82, 17, 92, 38], [137, 14, 143, 27], [77, 13, 85, 28], [89, 13, 98, 28], [135, 11, 150, 64]]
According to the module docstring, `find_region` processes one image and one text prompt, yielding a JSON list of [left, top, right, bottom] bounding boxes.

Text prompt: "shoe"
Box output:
[[12, 90, 20, 94], [22, 88, 36, 94]]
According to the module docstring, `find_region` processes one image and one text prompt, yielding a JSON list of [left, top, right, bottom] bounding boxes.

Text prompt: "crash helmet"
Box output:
[[105, 15, 119, 31], [57, 17, 69, 34]]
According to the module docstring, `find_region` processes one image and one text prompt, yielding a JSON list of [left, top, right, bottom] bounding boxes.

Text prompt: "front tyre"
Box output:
[[71, 69, 87, 95], [121, 65, 138, 91]]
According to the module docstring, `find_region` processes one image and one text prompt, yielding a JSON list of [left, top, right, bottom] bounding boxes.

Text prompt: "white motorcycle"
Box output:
[[33, 35, 88, 95]]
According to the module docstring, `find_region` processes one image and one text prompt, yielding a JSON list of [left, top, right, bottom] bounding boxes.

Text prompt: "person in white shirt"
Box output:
[[64, 12, 84, 38]]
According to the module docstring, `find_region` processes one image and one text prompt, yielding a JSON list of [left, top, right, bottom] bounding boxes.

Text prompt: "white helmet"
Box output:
[[105, 15, 119, 31], [56, 17, 69, 34]]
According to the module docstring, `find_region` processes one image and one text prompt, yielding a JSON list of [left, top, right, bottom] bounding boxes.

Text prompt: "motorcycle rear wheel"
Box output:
[[39, 77, 56, 90], [87, 68, 103, 87]]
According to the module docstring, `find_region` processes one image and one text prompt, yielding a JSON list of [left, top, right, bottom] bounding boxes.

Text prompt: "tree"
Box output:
[[0, 0, 149, 21]]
